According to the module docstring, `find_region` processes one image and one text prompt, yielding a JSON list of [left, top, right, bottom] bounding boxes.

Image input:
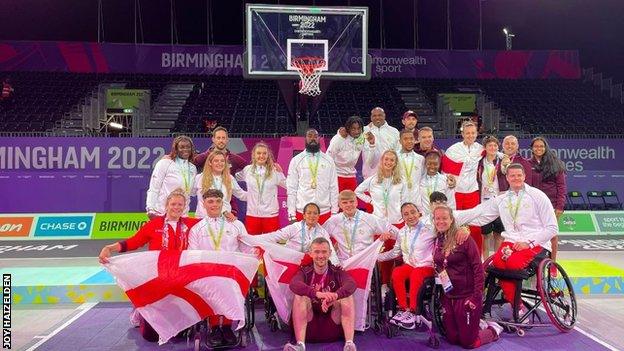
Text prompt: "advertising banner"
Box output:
[[558, 212, 597, 235], [594, 213, 624, 234], [0, 41, 581, 79], [1, 137, 622, 213]]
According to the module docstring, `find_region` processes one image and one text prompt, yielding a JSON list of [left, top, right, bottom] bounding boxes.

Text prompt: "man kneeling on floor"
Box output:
[[284, 237, 357, 351]]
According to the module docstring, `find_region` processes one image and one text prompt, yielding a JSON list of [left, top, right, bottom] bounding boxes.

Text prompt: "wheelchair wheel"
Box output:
[[430, 285, 446, 337], [537, 259, 577, 332], [245, 289, 255, 330]]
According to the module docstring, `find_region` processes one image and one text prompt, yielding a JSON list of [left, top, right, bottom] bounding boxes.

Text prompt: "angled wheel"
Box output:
[[430, 285, 446, 337], [537, 259, 577, 332]]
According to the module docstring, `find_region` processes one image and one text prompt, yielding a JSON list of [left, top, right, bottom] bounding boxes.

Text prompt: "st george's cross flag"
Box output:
[[103, 250, 259, 345], [343, 239, 384, 331], [245, 236, 384, 331], [441, 141, 483, 192]]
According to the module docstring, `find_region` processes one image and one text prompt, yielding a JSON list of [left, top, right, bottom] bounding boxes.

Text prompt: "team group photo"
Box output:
[[1, 1, 623, 351]]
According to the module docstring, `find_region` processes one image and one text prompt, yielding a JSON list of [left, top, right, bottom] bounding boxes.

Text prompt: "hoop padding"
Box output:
[[292, 57, 325, 97]]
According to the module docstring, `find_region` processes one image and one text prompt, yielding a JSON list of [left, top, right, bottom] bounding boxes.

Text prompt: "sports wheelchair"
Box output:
[[482, 250, 577, 336], [377, 275, 445, 348], [187, 287, 256, 350]]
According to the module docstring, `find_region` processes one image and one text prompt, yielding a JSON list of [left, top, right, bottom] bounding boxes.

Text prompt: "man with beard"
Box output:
[[193, 126, 248, 216], [193, 126, 247, 174], [401, 110, 419, 140], [287, 128, 339, 225], [327, 116, 378, 192], [361, 107, 400, 179]]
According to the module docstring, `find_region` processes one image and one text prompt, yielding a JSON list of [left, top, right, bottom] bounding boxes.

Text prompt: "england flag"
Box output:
[[247, 236, 384, 331], [103, 250, 259, 345]]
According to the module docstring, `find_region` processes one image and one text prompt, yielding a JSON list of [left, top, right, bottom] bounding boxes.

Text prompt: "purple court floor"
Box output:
[[34, 302, 611, 351]]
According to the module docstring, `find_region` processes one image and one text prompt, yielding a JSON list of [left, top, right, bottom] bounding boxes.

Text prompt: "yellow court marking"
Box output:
[[558, 260, 624, 278]]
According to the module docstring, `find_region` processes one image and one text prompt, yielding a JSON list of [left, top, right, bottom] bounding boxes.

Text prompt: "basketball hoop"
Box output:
[[292, 56, 325, 97]]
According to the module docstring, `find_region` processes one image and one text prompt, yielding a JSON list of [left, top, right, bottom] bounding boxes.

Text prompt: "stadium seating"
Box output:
[[1, 72, 622, 136]]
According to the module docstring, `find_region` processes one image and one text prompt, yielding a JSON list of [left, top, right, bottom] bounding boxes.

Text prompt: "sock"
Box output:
[[345, 340, 354, 344]]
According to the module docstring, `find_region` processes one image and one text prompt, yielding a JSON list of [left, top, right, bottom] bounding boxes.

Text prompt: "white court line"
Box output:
[[535, 305, 621, 351], [575, 325, 621, 351], [25, 302, 98, 351]]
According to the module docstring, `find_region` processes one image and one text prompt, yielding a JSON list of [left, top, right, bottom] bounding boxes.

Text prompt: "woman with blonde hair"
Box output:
[[193, 150, 246, 220], [146, 135, 197, 218], [356, 149, 409, 286], [432, 205, 501, 349], [355, 150, 408, 226], [236, 142, 286, 234], [99, 188, 200, 342]]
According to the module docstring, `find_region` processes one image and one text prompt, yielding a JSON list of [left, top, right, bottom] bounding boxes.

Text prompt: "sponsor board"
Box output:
[[0, 216, 33, 237], [594, 213, 624, 234], [34, 215, 93, 237], [92, 213, 149, 239], [558, 212, 596, 234]]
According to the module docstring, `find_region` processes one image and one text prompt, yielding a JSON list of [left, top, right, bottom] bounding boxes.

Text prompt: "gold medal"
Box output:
[[408, 181, 413, 190], [311, 181, 317, 189]]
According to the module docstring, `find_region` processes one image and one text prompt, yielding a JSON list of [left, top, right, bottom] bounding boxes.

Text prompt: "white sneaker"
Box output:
[[343, 341, 357, 351], [479, 319, 488, 330], [517, 307, 530, 324], [389, 310, 406, 325], [487, 321, 504, 336], [283, 342, 305, 351], [398, 311, 418, 330]]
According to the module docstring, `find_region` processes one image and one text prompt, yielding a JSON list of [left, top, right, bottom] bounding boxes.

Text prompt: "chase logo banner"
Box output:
[[34, 216, 93, 237]]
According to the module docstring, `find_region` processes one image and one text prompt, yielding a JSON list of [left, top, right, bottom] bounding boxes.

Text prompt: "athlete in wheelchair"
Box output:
[[376, 202, 470, 346], [186, 189, 260, 349], [455, 164, 577, 335]]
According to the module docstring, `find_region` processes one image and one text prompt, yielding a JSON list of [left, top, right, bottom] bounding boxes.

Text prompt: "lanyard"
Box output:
[[300, 221, 318, 253], [434, 235, 450, 271], [213, 175, 223, 191], [175, 158, 192, 194], [484, 159, 497, 186], [252, 166, 267, 201], [507, 190, 524, 227], [206, 216, 226, 250], [426, 174, 440, 198], [313, 268, 329, 288], [401, 153, 415, 188], [353, 134, 365, 146], [381, 178, 392, 215], [341, 211, 360, 255], [306, 152, 320, 188], [402, 222, 424, 258]]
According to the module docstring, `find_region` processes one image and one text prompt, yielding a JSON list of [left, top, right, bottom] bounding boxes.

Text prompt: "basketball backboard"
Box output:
[[244, 4, 370, 80]]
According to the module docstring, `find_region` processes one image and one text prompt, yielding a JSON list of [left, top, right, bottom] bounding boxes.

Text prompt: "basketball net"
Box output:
[[292, 57, 325, 97]]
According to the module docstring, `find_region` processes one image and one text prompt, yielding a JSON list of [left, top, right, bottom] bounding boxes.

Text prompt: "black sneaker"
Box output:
[[222, 326, 238, 345], [208, 326, 224, 347]]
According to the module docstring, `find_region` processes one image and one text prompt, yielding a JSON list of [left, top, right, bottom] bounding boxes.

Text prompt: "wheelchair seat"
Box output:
[[485, 249, 550, 281]]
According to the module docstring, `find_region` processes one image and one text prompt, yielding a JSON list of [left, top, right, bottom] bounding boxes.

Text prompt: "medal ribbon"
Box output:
[[176, 158, 192, 194], [507, 191, 524, 229], [252, 166, 267, 202], [401, 221, 424, 258], [307, 152, 320, 187], [300, 221, 318, 253], [401, 153, 415, 185], [341, 211, 360, 255], [206, 216, 226, 250]]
